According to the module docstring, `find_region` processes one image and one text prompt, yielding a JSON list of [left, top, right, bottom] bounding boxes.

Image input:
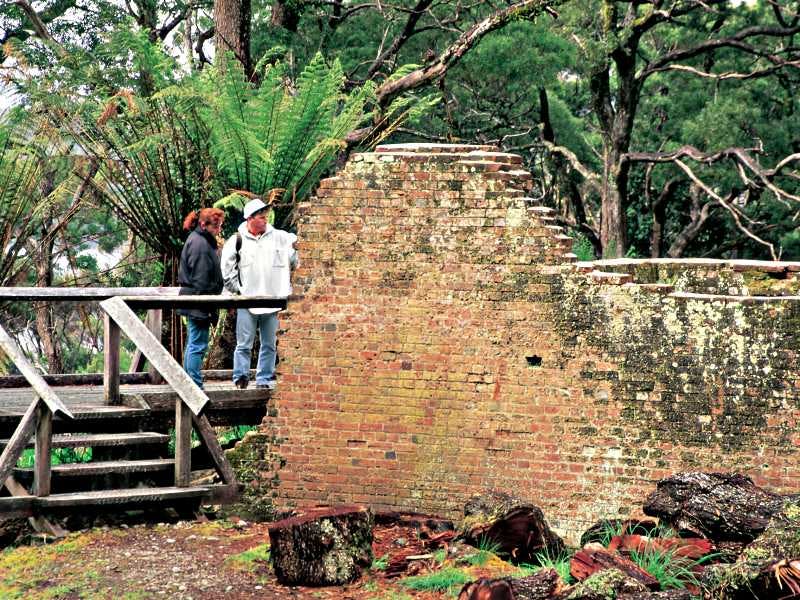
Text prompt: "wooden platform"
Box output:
[[0, 382, 271, 435]]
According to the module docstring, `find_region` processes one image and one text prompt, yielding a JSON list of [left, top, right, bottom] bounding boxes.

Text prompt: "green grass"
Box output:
[[628, 546, 717, 590], [16, 447, 93, 468], [399, 567, 471, 594], [371, 553, 389, 571], [518, 547, 574, 584], [224, 543, 271, 571]]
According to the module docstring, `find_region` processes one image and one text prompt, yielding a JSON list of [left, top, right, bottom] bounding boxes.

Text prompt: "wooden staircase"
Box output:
[[0, 295, 254, 529]]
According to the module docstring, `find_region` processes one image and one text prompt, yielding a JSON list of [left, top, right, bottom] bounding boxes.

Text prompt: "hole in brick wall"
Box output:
[[526, 356, 542, 367]]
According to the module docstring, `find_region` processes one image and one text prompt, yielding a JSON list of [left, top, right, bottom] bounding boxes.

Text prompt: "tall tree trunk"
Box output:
[[271, 0, 302, 32], [650, 178, 680, 258], [33, 222, 62, 373], [214, 0, 252, 77]]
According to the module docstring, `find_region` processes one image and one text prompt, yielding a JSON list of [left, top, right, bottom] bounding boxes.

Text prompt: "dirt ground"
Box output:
[[0, 515, 518, 600]]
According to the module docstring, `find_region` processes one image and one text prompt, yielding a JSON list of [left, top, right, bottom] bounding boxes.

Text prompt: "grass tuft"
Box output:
[[399, 567, 471, 593]]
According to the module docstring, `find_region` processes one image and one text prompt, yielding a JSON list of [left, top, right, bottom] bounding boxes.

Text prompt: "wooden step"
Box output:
[[66, 407, 151, 420], [1, 432, 169, 450], [37, 485, 210, 508], [15, 458, 175, 477]]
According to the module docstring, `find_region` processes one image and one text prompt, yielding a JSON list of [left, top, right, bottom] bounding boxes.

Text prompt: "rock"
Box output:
[[267, 505, 373, 586], [461, 491, 564, 563], [643, 472, 784, 542], [457, 568, 561, 600]]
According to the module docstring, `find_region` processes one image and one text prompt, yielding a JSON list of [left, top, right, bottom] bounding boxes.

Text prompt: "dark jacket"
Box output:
[[178, 228, 224, 322]]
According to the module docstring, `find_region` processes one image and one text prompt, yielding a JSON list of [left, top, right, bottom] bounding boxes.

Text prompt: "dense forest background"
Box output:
[[1, 0, 799, 373]]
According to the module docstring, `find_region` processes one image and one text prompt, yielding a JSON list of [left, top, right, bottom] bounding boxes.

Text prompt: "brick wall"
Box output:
[[239, 143, 800, 542]]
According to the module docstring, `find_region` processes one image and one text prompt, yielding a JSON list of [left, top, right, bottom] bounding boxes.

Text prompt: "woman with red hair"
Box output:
[[178, 208, 225, 388]]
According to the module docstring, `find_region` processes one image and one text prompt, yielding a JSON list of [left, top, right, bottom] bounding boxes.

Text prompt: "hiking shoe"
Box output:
[[234, 376, 249, 390], [256, 381, 277, 391]]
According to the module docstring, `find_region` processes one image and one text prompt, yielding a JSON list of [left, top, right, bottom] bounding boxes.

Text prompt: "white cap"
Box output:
[[243, 198, 268, 219]]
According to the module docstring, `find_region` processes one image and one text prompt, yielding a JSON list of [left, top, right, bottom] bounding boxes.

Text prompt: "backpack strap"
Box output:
[[235, 232, 243, 287]]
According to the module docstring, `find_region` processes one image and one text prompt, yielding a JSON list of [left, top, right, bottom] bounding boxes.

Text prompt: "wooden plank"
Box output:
[[17, 458, 175, 476], [192, 413, 237, 485], [0, 372, 150, 388], [4, 476, 67, 537], [128, 350, 146, 374], [1, 432, 170, 449], [0, 495, 35, 517], [100, 297, 208, 415], [34, 404, 52, 497], [36, 485, 209, 508], [103, 313, 121, 405], [120, 295, 289, 310], [175, 401, 192, 486], [0, 323, 73, 418], [123, 388, 270, 412], [0, 287, 181, 301], [0, 399, 40, 485], [146, 310, 163, 385]]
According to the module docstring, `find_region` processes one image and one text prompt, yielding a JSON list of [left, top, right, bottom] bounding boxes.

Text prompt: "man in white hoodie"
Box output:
[[221, 197, 298, 389]]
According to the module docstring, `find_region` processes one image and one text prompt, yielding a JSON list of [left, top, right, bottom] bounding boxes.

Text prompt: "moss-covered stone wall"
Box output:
[[236, 144, 800, 542]]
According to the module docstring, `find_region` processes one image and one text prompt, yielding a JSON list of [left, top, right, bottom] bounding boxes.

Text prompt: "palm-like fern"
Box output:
[[168, 53, 376, 226], [65, 93, 223, 277], [0, 121, 44, 285]]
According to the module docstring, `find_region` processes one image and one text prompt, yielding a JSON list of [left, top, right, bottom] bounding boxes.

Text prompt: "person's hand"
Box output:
[[292, 241, 298, 250]]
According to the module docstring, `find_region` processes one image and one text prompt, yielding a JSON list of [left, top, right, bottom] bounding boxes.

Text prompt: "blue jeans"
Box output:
[[233, 309, 278, 385], [183, 317, 210, 388]]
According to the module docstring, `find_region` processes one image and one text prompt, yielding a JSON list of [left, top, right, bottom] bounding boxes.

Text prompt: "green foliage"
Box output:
[[17, 447, 92, 468], [399, 567, 471, 594], [371, 553, 389, 571], [572, 235, 597, 262], [628, 546, 715, 591], [224, 543, 271, 571], [530, 547, 574, 584]]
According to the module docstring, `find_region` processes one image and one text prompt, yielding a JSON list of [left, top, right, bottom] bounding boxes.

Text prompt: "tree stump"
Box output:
[[268, 505, 373, 586], [643, 472, 784, 542], [457, 569, 561, 600], [461, 491, 564, 563]]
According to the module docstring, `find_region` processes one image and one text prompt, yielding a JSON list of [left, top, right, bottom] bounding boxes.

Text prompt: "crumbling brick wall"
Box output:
[[238, 143, 800, 541]]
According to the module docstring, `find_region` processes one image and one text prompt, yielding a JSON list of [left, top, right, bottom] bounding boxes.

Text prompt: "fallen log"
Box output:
[[556, 568, 691, 600], [643, 472, 784, 542], [570, 543, 659, 589], [701, 505, 800, 599], [457, 568, 561, 600], [461, 491, 564, 563], [268, 505, 373, 586]]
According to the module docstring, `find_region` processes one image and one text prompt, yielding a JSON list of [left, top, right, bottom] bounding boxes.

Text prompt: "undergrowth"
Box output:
[[399, 567, 471, 594]]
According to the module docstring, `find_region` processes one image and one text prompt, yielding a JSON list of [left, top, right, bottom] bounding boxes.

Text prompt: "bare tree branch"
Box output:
[[374, 0, 565, 107]]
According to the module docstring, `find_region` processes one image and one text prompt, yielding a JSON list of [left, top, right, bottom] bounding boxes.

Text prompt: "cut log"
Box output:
[[570, 543, 659, 589], [461, 491, 564, 563], [268, 505, 373, 586], [457, 569, 561, 600], [643, 472, 784, 542]]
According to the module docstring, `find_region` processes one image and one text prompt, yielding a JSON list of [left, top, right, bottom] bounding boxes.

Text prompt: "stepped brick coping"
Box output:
[[375, 143, 498, 153], [668, 291, 800, 303], [580, 257, 800, 272]]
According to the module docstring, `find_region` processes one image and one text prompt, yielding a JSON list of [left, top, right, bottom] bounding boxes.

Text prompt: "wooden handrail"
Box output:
[[100, 298, 209, 415]]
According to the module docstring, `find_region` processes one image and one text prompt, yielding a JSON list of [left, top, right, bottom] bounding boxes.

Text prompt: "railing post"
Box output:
[[146, 309, 163, 385], [34, 403, 52, 497], [175, 399, 192, 487], [104, 313, 121, 405]]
